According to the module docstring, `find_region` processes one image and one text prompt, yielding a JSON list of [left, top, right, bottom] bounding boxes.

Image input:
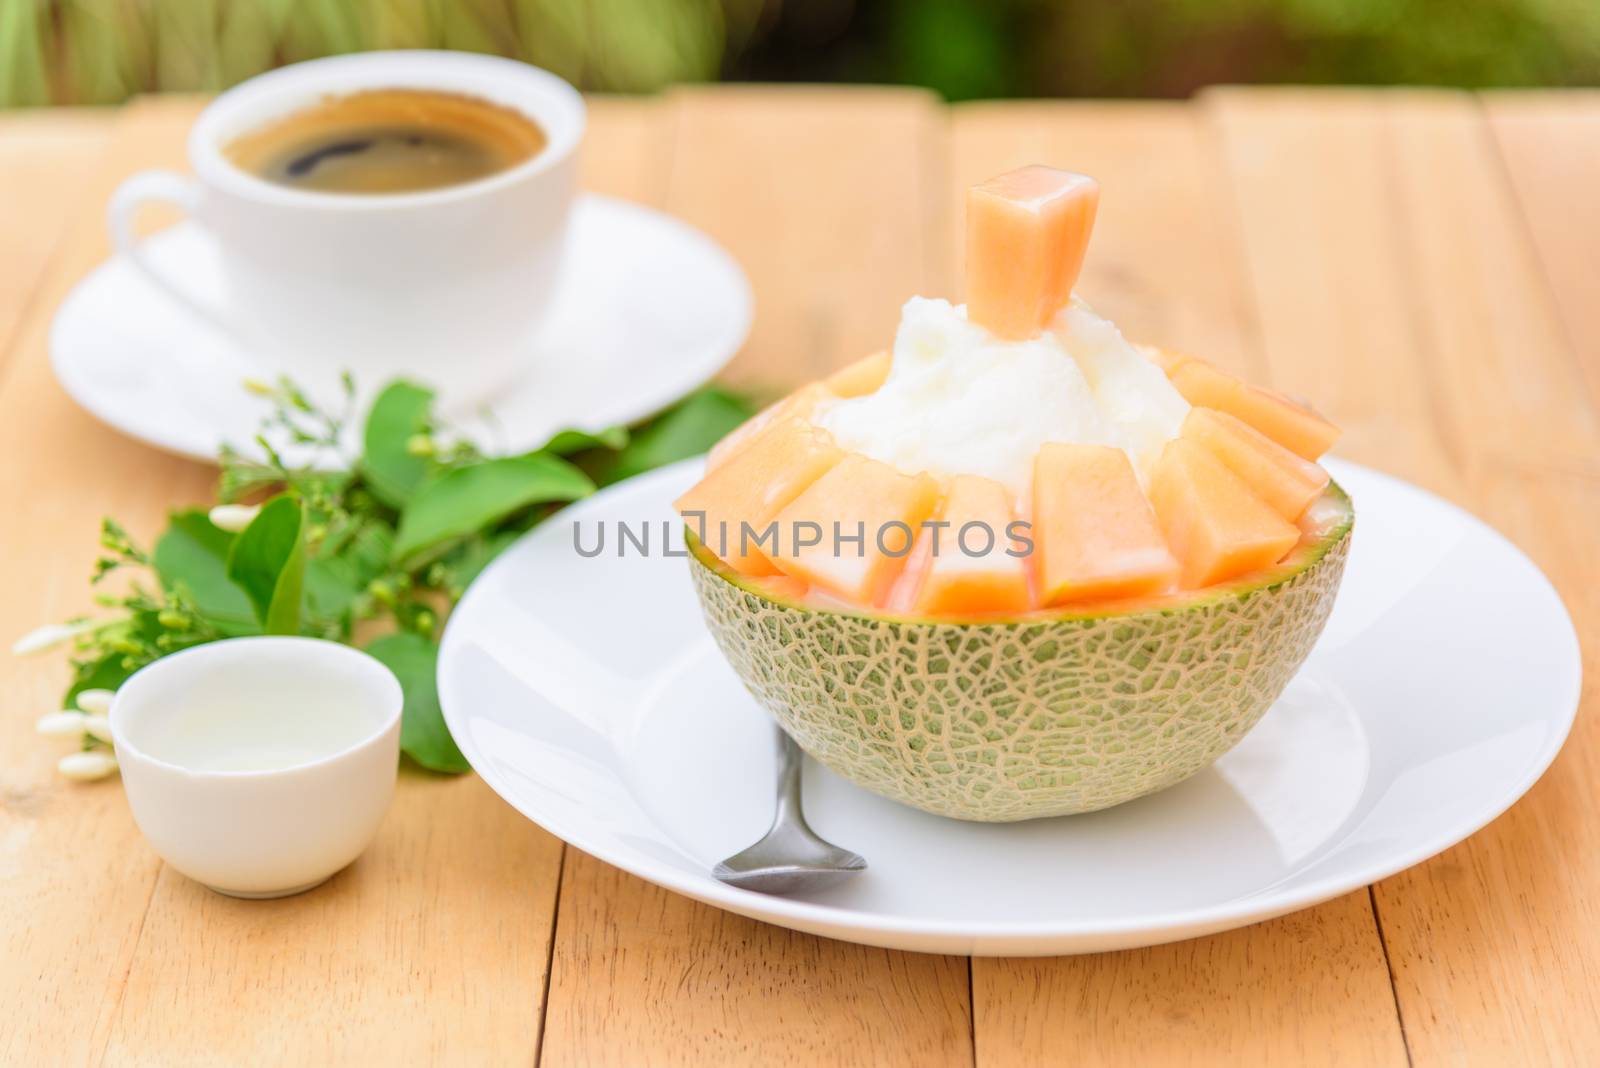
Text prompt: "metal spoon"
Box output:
[[712, 729, 867, 894]]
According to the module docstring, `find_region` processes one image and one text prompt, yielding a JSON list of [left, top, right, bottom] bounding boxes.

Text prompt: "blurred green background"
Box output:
[[2, 0, 1596, 107]]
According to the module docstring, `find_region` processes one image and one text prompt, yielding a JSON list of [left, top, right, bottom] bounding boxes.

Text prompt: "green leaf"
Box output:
[[392, 453, 593, 565], [603, 388, 755, 484], [361, 381, 436, 508], [153, 511, 260, 634], [65, 650, 140, 711], [539, 425, 629, 455], [364, 631, 469, 773], [331, 521, 395, 589], [225, 496, 306, 635], [441, 529, 522, 591], [304, 555, 362, 630]]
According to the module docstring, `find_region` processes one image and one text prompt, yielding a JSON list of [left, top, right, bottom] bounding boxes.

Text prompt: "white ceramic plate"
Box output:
[[50, 194, 752, 464], [438, 458, 1580, 956]]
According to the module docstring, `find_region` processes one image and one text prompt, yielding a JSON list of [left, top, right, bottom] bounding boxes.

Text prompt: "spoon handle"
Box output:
[[773, 730, 804, 825]]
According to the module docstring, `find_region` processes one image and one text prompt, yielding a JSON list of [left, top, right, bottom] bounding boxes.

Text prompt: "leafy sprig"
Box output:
[[22, 378, 753, 776]]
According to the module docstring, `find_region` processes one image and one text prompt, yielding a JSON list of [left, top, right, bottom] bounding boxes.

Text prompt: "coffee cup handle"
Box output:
[[108, 171, 248, 348]]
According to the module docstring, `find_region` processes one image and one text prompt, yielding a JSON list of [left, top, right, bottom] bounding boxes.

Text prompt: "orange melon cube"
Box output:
[[1031, 444, 1178, 605], [825, 350, 892, 398], [1148, 438, 1300, 588], [675, 417, 843, 576], [1181, 408, 1330, 521], [1168, 358, 1339, 461], [882, 529, 934, 616], [966, 165, 1100, 340], [769, 454, 941, 605], [706, 382, 832, 471], [912, 475, 1031, 616]]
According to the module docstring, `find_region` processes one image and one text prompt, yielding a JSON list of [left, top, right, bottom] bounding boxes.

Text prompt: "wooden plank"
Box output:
[[951, 99, 1408, 1068], [1206, 86, 1600, 1064], [657, 85, 948, 392], [1384, 96, 1600, 476], [537, 86, 974, 1068], [0, 110, 111, 364], [0, 99, 216, 1068], [1203, 90, 1467, 498], [578, 94, 670, 202], [1371, 89, 1600, 1067], [101, 777, 560, 1065], [87, 98, 685, 1066], [543, 851, 973, 1068], [975, 893, 1404, 1065], [11, 85, 1594, 1065], [0, 96, 668, 1066], [1483, 92, 1600, 412]]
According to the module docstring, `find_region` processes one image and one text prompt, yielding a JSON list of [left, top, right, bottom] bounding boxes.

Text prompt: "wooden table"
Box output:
[[2, 86, 1596, 1066]]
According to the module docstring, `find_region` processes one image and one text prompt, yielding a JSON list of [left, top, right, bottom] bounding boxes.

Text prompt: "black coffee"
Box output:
[[225, 88, 546, 194]]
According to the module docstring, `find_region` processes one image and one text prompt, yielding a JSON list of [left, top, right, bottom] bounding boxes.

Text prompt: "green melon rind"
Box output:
[[687, 484, 1354, 822]]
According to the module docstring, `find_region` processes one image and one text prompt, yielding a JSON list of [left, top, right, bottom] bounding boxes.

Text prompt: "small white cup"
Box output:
[[107, 50, 586, 407], [111, 637, 403, 899]]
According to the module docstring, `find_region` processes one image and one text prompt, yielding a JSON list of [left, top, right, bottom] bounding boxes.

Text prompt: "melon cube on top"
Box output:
[[676, 416, 843, 576], [1181, 407, 1330, 521], [908, 474, 1031, 616], [1148, 438, 1300, 588], [769, 454, 941, 605], [966, 165, 1100, 340], [1166, 357, 1339, 461], [1031, 443, 1179, 605]]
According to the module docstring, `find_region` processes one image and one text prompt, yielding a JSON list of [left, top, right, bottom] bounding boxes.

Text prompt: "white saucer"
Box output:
[[437, 459, 1579, 956], [50, 195, 752, 463]]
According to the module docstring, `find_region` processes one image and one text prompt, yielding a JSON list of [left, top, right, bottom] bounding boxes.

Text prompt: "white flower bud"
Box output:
[[208, 504, 261, 533], [36, 711, 87, 737], [58, 752, 118, 781], [12, 620, 93, 656], [81, 714, 114, 743], [75, 688, 115, 715]]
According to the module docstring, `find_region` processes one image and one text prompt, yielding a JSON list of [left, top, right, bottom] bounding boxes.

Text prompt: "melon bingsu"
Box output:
[[678, 166, 1353, 822]]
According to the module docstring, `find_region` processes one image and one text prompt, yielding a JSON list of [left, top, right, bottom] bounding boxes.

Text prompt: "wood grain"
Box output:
[[538, 85, 973, 1068], [102, 775, 561, 1066], [0, 96, 575, 1067], [0, 99, 212, 1068], [658, 85, 947, 392], [5, 86, 1600, 1067], [1483, 92, 1600, 409], [0, 110, 110, 363], [578, 94, 670, 203], [1203, 89, 1465, 497], [1372, 90, 1600, 1067], [974, 892, 1405, 1066], [953, 99, 1408, 1068], [79, 98, 700, 1067], [541, 851, 973, 1068], [1207, 86, 1600, 1064]]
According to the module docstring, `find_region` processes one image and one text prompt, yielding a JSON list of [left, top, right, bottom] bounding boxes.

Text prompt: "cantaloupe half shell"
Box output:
[[687, 483, 1353, 822]]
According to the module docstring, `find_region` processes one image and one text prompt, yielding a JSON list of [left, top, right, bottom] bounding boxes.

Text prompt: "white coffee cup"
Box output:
[[108, 51, 586, 407]]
